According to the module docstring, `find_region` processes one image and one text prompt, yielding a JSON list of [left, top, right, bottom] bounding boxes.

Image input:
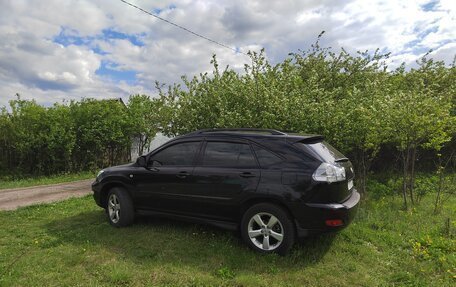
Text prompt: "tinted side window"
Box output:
[[253, 145, 283, 168], [203, 142, 257, 168], [151, 142, 201, 166]]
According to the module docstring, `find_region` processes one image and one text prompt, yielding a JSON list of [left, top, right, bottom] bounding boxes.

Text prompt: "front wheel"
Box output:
[[106, 187, 134, 227], [241, 203, 295, 255]]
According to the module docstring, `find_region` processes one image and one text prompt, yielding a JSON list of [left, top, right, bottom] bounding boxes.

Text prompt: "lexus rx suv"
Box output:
[[92, 128, 360, 255]]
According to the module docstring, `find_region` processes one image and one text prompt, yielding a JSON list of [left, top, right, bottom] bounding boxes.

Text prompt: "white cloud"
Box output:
[[0, 0, 454, 107], [430, 42, 456, 63]]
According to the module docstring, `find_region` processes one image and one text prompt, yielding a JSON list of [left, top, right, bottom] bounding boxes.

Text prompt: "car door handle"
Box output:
[[176, 171, 190, 178], [239, 172, 256, 178]]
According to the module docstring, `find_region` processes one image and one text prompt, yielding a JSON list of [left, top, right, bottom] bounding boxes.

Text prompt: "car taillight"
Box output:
[[312, 162, 346, 183], [325, 219, 344, 227]]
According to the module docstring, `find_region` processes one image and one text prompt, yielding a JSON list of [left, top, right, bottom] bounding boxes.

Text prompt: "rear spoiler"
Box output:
[[288, 135, 324, 144]]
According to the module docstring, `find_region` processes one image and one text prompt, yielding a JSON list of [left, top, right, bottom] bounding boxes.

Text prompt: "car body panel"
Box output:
[[132, 165, 197, 212], [189, 166, 260, 220]]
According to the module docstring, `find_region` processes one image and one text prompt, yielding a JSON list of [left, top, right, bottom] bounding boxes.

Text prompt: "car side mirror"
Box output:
[[136, 155, 147, 167]]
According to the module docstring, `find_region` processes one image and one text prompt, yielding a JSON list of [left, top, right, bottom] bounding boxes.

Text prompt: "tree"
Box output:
[[127, 94, 162, 156], [388, 57, 455, 208], [70, 99, 131, 170]]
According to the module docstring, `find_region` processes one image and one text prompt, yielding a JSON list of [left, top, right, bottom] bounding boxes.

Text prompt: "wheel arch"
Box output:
[[240, 197, 296, 224], [99, 181, 131, 209]]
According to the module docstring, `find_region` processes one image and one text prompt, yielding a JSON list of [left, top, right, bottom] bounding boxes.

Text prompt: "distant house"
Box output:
[[130, 132, 172, 160]]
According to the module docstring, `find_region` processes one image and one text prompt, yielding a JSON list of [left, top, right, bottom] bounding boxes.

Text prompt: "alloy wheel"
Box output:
[[108, 193, 121, 223], [247, 212, 284, 251]]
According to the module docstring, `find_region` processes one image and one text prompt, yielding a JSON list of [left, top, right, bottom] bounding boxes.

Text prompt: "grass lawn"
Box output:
[[0, 171, 95, 190], [0, 192, 455, 286]]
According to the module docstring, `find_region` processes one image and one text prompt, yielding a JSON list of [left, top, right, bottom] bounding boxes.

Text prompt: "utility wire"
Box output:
[[119, 0, 248, 56]]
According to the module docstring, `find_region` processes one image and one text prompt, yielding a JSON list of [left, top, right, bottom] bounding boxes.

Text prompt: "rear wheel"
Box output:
[[106, 187, 134, 227], [241, 203, 295, 255]]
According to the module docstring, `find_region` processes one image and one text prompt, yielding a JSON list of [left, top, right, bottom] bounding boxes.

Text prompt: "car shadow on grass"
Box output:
[[45, 210, 336, 273]]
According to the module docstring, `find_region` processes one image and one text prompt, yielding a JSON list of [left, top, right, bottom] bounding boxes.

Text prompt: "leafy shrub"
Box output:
[[215, 266, 236, 280]]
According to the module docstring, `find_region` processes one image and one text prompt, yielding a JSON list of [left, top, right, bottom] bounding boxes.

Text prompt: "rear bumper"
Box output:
[[295, 189, 360, 237]]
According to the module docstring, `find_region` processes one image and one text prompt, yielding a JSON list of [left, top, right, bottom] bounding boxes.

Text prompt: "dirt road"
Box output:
[[0, 179, 93, 211]]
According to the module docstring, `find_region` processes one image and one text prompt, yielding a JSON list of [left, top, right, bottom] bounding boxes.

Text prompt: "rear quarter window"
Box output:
[[253, 145, 283, 168]]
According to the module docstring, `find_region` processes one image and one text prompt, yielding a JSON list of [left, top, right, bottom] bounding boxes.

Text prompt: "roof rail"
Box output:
[[194, 128, 287, 135]]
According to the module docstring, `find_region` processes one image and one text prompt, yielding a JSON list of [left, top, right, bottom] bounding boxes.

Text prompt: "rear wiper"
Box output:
[[335, 157, 349, 162]]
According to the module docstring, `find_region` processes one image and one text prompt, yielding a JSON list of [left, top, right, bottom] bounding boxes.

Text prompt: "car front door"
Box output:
[[190, 140, 260, 221], [133, 140, 202, 213]]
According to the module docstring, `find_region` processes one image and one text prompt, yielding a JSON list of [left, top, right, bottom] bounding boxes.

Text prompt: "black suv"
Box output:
[[92, 129, 360, 254]]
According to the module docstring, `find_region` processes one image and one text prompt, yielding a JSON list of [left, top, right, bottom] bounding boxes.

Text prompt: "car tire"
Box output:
[[106, 187, 135, 227], [241, 203, 295, 255]]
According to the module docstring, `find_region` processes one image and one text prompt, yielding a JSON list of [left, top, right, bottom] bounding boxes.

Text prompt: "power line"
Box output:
[[119, 0, 248, 56]]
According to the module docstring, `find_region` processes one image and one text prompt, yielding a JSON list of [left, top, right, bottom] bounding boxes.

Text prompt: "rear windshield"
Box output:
[[294, 141, 345, 163]]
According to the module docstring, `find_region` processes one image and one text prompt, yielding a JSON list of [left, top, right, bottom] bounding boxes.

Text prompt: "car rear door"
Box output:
[[189, 139, 260, 221]]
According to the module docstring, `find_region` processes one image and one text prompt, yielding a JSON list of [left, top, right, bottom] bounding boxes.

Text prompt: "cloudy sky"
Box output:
[[0, 0, 454, 107]]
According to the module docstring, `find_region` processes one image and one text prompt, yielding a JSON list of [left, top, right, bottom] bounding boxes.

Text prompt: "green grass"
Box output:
[[0, 192, 455, 286], [0, 171, 95, 190]]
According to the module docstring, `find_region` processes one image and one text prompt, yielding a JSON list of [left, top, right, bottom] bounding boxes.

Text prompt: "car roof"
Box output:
[[177, 129, 323, 143]]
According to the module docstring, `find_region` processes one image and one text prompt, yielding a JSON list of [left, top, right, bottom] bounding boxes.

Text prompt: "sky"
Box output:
[[0, 0, 455, 107]]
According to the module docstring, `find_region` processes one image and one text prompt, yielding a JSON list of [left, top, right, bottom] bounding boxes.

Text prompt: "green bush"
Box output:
[[0, 97, 160, 177]]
